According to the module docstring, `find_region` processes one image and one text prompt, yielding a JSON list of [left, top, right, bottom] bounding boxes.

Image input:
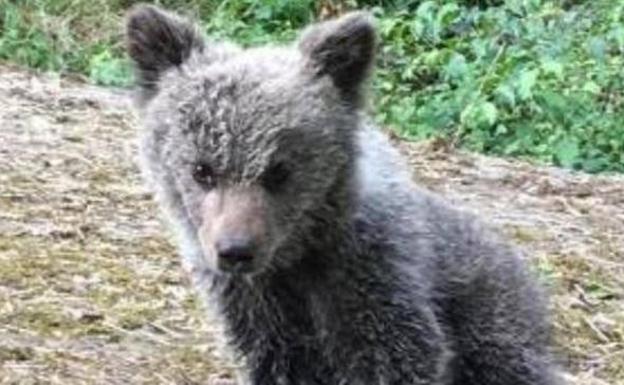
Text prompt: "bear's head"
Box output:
[[126, 5, 376, 275]]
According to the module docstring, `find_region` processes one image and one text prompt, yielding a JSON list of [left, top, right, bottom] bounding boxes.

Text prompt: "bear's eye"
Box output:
[[192, 162, 216, 189], [262, 162, 291, 191]]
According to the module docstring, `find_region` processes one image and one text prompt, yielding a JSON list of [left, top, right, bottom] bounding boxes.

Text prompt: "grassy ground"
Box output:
[[1, 0, 624, 172], [0, 65, 622, 384]]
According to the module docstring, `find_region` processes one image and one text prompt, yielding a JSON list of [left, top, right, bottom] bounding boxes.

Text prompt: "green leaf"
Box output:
[[516, 69, 539, 101], [495, 124, 509, 136], [437, 3, 460, 28], [89, 51, 132, 87], [582, 81, 601, 94], [416, 1, 436, 20], [540, 60, 563, 80], [554, 137, 580, 168], [495, 84, 516, 108], [587, 37, 607, 61], [461, 101, 498, 130], [444, 53, 468, 82]]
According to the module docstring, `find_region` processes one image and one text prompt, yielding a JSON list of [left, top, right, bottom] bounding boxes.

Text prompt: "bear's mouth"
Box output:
[[217, 254, 255, 274]]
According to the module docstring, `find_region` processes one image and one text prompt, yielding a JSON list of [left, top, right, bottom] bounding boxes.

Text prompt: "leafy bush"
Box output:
[[374, 0, 624, 172], [1, 0, 622, 172]]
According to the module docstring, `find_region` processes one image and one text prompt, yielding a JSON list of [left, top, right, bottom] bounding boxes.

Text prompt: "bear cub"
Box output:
[[126, 5, 558, 385]]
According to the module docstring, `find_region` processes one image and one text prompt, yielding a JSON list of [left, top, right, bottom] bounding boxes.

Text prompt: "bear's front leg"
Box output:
[[332, 305, 451, 385], [242, 344, 334, 385]]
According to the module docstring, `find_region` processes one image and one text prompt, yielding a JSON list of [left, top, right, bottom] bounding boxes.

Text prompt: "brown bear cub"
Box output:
[[126, 5, 558, 385]]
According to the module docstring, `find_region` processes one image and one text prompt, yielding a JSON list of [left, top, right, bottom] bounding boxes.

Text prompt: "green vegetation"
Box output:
[[1, 0, 623, 172]]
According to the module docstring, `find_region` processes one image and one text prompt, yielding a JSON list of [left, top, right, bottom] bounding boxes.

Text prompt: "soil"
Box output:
[[0, 65, 622, 385]]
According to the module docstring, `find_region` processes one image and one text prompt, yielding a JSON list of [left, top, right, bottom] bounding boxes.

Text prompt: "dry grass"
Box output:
[[0, 65, 622, 384]]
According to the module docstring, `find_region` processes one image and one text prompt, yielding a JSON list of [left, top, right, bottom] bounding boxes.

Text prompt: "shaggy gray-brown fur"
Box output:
[[126, 5, 558, 384]]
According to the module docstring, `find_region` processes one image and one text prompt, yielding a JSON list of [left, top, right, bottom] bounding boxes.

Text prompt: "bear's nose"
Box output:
[[216, 237, 255, 268]]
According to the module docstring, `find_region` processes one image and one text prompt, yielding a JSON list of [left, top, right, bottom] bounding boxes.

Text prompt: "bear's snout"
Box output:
[[216, 235, 256, 272], [197, 186, 269, 274]]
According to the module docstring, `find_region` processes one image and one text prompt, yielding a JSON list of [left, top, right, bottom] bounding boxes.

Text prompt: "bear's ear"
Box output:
[[125, 5, 204, 102], [298, 12, 376, 104]]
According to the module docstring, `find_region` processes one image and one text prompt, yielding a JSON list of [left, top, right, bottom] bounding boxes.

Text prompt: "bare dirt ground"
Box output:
[[0, 65, 622, 385]]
